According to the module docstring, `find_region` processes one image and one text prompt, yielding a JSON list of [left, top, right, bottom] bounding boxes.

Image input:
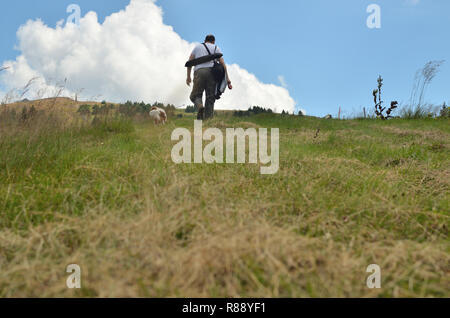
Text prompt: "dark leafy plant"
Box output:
[[373, 76, 398, 120]]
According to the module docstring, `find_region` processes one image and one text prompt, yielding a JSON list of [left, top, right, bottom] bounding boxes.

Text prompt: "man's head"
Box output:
[[204, 34, 215, 44]]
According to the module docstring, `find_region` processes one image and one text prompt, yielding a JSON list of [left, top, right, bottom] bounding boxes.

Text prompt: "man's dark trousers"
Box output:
[[190, 68, 216, 120]]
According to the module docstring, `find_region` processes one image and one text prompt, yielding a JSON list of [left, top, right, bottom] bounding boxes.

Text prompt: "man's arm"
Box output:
[[219, 57, 232, 87], [186, 53, 195, 86]]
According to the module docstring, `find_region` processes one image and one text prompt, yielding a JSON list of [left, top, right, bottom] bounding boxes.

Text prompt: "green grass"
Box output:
[[0, 112, 448, 297]]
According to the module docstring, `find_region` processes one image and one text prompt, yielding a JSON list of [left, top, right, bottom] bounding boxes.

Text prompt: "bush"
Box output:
[[233, 106, 273, 117], [164, 104, 176, 117], [399, 104, 434, 119], [78, 101, 177, 119], [77, 104, 91, 116], [439, 103, 449, 118]]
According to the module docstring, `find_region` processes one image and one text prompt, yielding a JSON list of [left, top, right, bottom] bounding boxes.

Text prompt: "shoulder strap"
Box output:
[[202, 43, 212, 55]]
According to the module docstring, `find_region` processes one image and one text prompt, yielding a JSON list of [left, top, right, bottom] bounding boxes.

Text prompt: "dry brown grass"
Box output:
[[1, 191, 447, 297]]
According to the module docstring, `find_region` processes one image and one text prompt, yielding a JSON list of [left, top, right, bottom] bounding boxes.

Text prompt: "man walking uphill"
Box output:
[[186, 34, 232, 120]]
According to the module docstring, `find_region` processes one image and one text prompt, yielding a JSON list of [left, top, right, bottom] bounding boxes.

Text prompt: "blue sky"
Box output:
[[1, 0, 449, 116]]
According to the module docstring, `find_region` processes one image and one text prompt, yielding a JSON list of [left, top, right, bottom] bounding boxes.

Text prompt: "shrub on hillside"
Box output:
[[164, 104, 176, 118], [77, 104, 91, 116], [93, 104, 114, 116], [185, 105, 198, 113], [399, 104, 435, 119], [439, 103, 449, 118], [77, 101, 177, 119], [118, 101, 175, 118], [233, 106, 273, 117]]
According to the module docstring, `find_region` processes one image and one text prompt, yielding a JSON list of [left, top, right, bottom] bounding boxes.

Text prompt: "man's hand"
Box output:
[[186, 54, 195, 87], [220, 57, 232, 89]]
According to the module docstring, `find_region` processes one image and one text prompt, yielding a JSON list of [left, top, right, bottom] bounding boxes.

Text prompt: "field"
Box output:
[[0, 103, 449, 297]]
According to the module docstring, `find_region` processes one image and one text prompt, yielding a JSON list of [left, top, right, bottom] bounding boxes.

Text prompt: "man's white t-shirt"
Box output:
[[191, 43, 222, 72]]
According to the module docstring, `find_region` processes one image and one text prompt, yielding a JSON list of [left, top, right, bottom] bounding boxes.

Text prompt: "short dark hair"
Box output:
[[204, 34, 215, 43]]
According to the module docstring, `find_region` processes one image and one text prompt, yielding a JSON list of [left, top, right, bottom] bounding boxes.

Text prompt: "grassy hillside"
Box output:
[[0, 106, 448, 297], [3, 97, 104, 112]]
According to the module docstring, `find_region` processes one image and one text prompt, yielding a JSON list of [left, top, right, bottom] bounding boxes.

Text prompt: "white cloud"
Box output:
[[0, 0, 295, 113]]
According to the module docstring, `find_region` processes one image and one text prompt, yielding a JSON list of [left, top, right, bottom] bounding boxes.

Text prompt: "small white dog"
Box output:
[[149, 106, 167, 125]]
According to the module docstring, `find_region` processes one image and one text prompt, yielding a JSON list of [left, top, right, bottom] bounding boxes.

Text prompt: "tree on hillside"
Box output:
[[185, 105, 198, 113]]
